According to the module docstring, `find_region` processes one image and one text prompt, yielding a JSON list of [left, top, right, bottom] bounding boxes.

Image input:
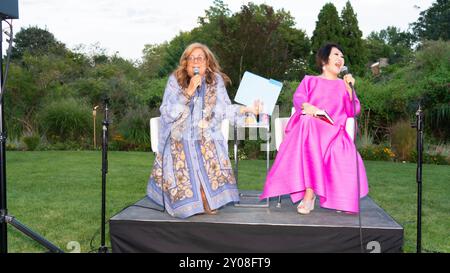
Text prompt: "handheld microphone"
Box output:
[[340, 65, 353, 89], [340, 65, 349, 76], [193, 67, 201, 95]]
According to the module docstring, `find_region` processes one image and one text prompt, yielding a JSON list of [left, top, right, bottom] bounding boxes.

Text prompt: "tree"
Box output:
[[195, 0, 236, 76], [12, 26, 67, 59], [366, 26, 415, 64], [159, 31, 196, 77], [412, 0, 450, 41], [340, 1, 367, 76], [195, 2, 310, 92], [227, 4, 310, 88], [310, 3, 343, 69], [198, 0, 231, 24], [141, 43, 169, 78], [152, 2, 310, 94]]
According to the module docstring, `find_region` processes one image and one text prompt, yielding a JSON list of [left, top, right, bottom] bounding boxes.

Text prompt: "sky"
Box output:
[[7, 0, 436, 61]]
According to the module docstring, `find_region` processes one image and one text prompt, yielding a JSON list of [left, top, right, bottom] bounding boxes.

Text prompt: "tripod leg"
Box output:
[[0, 212, 6, 253], [5, 216, 63, 253]]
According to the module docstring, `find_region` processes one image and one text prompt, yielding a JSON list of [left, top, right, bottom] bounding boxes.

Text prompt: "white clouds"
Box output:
[[11, 0, 435, 61]]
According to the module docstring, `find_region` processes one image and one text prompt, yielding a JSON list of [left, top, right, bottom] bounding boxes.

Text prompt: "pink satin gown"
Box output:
[[260, 75, 369, 213]]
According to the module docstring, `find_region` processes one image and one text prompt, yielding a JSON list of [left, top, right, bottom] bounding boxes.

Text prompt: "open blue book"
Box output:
[[234, 71, 283, 116]]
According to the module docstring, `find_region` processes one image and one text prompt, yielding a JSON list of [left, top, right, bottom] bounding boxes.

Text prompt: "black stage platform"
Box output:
[[110, 191, 403, 253]]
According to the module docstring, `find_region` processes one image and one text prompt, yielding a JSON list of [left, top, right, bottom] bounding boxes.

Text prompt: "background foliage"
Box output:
[[3, 0, 449, 163]]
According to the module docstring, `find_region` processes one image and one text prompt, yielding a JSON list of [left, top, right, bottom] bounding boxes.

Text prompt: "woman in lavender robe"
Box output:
[[147, 43, 260, 218], [260, 43, 369, 214]]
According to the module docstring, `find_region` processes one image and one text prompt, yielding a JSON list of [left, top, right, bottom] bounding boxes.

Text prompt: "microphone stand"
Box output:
[[98, 96, 110, 253], [411, 103, 424, 253], [0, 18, 63, 253], [349, 81, 364, 253]]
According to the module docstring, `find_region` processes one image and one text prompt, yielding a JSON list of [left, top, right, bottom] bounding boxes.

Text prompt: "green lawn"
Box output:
[[4, 151, 449, 253]]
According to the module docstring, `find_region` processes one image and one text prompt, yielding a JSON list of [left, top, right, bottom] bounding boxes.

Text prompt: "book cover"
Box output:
[[315, 109, 334, 125], [234, 71, 283, 115]]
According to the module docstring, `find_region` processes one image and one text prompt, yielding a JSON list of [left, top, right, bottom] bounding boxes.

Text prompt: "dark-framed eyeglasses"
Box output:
[[187, 55, 206, 63]]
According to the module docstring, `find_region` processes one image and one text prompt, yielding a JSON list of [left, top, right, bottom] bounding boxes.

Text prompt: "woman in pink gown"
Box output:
[[260, 43, 369, 214]]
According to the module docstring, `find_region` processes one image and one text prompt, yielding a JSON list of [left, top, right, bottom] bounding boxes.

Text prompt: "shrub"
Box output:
[[410, 150, 449, 165], [359, 145, 396, 161], [357, 109, 376, 148], [276, 81, 298, 117], [356, 41, 450, 143], [242, 139, 263, 160], [22, 135, 40, 151], [228, 144, 248, 161], [390, 120, 416, 161], [38, 97, 92, 143], [6, 138, 23, 151], [139, 77, 167, 109], [109, 133, 130, 151], [116, 106, 151, 150]]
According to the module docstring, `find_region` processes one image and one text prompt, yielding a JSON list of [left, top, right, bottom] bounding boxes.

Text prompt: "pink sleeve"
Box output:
[[293, 76, 310, 112], [344, 89, 361, 117]]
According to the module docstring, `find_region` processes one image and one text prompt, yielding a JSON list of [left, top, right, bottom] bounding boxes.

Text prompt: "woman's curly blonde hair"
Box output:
[[174, 43, 231, 89]]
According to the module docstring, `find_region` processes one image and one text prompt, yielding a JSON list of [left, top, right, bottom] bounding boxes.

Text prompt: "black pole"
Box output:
[[98, 96, 109, 253], [0, 19, 8, 254], [413, 103, 424, 253], [0, 18, 63, 254], [349, 82, 364, 253]]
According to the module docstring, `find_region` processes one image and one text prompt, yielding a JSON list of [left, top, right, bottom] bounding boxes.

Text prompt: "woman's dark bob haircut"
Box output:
[[315, 42, 344, 72]]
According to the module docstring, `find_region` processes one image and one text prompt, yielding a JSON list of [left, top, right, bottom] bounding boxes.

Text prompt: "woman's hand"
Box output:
[[250, 100, 263, 115], [343, 74, 355, 99], [186, 75, 202, 97], [301, 103, 320, 116], [241, 100, 263, 115]]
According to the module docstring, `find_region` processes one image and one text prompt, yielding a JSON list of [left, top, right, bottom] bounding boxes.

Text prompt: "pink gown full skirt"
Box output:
[[260, 76, 369, 213]]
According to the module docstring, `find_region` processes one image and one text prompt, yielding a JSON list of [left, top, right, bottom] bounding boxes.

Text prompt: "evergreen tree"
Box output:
[[412, 0, 449, 41], [340, 1, 367, 75], [310, 3, 343, 70]]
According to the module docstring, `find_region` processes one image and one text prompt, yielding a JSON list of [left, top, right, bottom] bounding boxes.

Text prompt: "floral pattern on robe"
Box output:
[[147, 73, 244, 218]]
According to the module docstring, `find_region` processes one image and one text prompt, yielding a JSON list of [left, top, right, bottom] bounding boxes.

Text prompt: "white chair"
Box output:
[[150, 117, 160, 153], [274, 117, 290, 208], [149, 117, 230, 153], [345, 117, 355, 141], [274, 117, 290, 151], [220, 119, 230, 143]]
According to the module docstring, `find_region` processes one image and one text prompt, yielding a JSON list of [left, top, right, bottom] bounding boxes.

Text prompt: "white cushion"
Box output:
[[221, 119, 230, 143], [345, 117, 355, 141], [150, 117, 160, 153], [291, 106, 296, 116], [274, 118, 290, 151]]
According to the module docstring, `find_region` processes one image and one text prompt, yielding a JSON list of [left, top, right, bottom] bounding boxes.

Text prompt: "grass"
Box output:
[[3, 151, 449, 253]]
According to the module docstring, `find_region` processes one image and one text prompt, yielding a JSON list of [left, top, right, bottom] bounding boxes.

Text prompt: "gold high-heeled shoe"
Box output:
[[297, 195, 316, 214]]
